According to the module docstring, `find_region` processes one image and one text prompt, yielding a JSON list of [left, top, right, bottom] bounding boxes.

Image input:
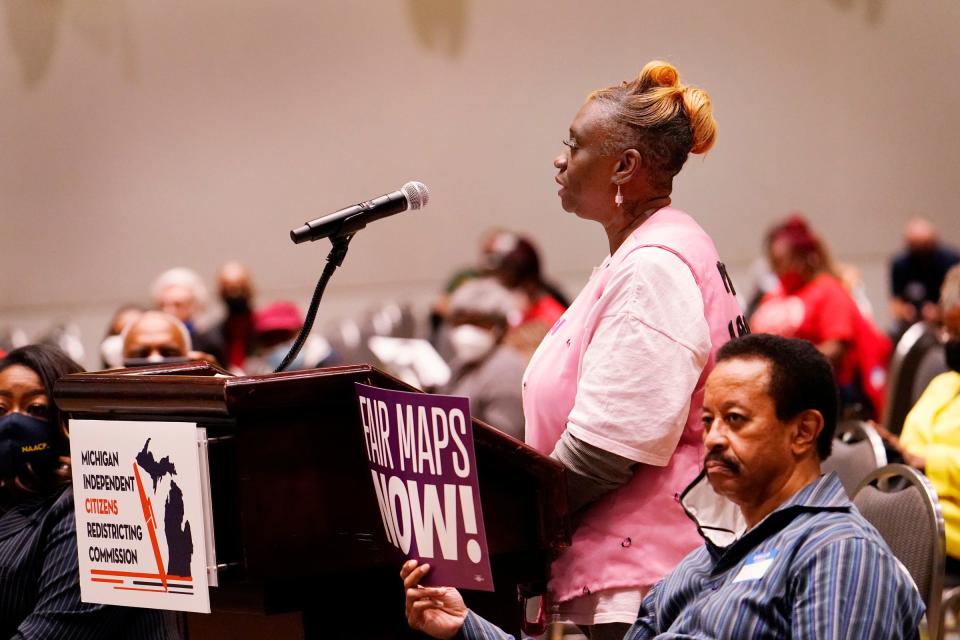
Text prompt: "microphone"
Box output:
[[290, 181, 430, 244]]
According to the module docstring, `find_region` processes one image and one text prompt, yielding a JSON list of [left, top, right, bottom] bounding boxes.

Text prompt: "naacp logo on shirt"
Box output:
[[732, 549, 779, 583]]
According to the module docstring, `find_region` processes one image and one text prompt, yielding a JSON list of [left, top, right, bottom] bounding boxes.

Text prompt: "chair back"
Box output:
[[821, 421, 887, 496], [853, 464, 945, 640], [884, 322, 942, 435], [911, 347, 948, 406]]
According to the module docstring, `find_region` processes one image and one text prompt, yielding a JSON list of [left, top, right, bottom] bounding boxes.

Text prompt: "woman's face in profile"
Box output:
[[0, 365, 49, 423], [554, 100, 618, 221]]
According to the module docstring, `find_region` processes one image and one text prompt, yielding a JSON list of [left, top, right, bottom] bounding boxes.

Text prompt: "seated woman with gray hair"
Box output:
[[439, 278, 526, 440]]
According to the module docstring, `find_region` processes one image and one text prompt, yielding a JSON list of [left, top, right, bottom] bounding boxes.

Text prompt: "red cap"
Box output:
[[254, 301, 303, 334]]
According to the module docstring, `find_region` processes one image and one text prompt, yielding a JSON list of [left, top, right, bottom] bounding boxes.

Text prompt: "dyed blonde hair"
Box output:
[[589, 60, 717, 183]]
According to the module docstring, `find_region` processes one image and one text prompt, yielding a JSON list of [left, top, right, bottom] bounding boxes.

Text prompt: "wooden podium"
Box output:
[[55, 362, 570, 639]]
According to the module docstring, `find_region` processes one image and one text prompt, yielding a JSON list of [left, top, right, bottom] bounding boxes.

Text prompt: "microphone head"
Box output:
[[401, 181, 430, 210]]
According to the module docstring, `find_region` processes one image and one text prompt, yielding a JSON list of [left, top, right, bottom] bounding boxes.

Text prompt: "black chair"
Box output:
[[854, 464, 945, 640], [884, 322, 942, 436], [821, 420, 887, 497]]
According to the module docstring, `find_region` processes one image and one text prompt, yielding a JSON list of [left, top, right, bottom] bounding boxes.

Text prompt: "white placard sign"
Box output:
[[69, 419, 211, 613]]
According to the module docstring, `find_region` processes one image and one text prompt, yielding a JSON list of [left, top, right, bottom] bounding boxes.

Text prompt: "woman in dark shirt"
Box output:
[[0, 345, 176, 639]]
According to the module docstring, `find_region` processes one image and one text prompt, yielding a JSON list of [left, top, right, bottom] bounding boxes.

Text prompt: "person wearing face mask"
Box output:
[[878, 265, 960, 580], [0, 344, 177, 638], [750, 215, 891, 419], [889, 217, 960, 340], [215, 261, 257, 372], [439, 278, 526, 441]]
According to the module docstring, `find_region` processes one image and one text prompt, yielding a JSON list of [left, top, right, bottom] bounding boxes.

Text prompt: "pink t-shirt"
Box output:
[[522, 208, 744, 611]]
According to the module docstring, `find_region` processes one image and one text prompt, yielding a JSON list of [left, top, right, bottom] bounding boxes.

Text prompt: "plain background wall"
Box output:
[[2, 0, 958, 369]]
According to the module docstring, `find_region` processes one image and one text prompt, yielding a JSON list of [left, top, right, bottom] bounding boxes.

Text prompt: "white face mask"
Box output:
[[100, 335, 125, 368], [449, 324, 496, 363]]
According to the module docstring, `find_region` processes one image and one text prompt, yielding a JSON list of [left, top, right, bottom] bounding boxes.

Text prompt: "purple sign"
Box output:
[[354, 383, 494, 591]]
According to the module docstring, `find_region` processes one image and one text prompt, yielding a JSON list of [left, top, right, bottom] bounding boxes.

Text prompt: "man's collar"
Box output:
[[680, 471, 850, 553], [783, 471, 849, 511]]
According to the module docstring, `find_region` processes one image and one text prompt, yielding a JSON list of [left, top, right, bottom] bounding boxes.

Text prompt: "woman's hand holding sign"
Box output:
[[401, 560, 468, 639]]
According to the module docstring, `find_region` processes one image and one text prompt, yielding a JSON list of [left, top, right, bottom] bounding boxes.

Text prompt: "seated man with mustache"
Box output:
[[402, 334, 924, 639]]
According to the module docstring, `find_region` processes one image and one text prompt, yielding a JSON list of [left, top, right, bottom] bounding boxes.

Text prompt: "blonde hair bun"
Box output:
[[682, 86, 717, 154], [587, 59, 718, 177], [637, 60, 681, 91], [625, 60, 717, 155]]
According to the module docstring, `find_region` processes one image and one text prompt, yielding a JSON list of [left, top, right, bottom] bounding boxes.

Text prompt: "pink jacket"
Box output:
[[523, 208, 744, 602]]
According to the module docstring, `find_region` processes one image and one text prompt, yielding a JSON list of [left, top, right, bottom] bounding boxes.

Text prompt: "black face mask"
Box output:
[[223, 296, 251, 314], [0, 413, 58, 476], [910, 247, 935, 261], [945, 339, 960, 373]]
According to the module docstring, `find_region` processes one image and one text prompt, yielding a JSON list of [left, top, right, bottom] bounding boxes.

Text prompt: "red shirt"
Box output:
[[522, 294, 565, 327], [751, 273, 859, 385]]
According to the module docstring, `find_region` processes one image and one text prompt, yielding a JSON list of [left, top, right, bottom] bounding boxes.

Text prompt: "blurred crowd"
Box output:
[[1, 213, 959, 639], [0, 228, 573, 440], [746, 215, 958, 421], [1, 217, 958, 439]]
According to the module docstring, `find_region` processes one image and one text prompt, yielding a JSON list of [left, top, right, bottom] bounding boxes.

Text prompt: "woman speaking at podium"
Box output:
[[0, 345, 174, 639], [407, 60, 743, 639]]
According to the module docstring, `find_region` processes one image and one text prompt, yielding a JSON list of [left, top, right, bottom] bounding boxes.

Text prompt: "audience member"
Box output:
[[402, 334, 924, 640], [430, 229, 569, 357], [488, 234, 568, 360], [889, 217, 960, 339], [430, 228, 509, 341], [516, 60, 742, 637], [121, 310, 214, 367], [150, 267, 225, 365], [243, 301, 335, 374], [99, 304, 145, 369], [215, 261, 257, 372], [751, 215, 891, 419], [879, 264, 960, 578], [0, 345, 176, 638], [438, 278, 525, 440], [489, 232, 570, 308]]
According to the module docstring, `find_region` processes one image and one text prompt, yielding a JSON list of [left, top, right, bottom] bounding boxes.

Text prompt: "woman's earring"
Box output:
[[615, 184, 624, 207]]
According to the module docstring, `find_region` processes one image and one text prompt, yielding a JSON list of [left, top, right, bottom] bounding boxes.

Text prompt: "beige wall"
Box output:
[[2, 0, 958, 368]]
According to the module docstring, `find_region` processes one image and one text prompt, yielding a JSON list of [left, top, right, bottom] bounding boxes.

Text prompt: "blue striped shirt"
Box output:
[[458, 473, 924, 639], [0, 484, 178, 639]]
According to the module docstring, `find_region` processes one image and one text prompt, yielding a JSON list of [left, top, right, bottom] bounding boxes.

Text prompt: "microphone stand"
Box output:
[[274, 233, 355, 373]]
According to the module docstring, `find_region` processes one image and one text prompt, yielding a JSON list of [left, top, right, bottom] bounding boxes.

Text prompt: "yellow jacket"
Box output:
[[901, 371, 960, 558]]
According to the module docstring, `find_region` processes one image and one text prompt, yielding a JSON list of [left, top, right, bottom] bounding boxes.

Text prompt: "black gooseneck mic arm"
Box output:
[[274, 181, 428, 372], [273, 233, 354, 373]]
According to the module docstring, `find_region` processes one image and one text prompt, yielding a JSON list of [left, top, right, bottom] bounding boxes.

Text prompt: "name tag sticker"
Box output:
[[732, 549, 779, 583]]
